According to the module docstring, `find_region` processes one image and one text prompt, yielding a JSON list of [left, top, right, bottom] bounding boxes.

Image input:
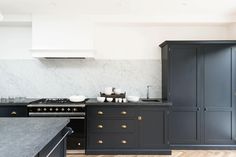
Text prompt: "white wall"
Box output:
[[95, 23, 229, 59], [0, 25, 32, 59]]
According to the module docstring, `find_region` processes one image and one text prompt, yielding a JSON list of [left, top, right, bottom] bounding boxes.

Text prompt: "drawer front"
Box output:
[[0, 106, 27, 117], [87, 133, 138, 149], [87, 106, 136, 118], [88, 119, 136, 133]]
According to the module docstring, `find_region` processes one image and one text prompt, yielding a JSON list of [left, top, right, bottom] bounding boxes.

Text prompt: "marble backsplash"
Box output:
[[0, 59, 161, 98]]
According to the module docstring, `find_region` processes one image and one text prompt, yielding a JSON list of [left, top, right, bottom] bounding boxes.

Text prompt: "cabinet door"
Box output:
[[169, 46, 201, 144], [203, 46, 235, 144], [139, 107, 169, 149]]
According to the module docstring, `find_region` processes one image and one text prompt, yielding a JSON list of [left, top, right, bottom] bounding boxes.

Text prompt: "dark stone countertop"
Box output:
[[86, 98, 172, 106], [0, 98, 38, 106], [0, 118, 69, 157]]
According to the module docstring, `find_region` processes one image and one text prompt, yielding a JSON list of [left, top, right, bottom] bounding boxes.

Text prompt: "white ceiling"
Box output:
[[0, 0, 236, 17]]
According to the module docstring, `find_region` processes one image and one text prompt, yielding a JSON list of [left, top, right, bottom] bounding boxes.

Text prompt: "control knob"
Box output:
[[37, 108, 41, 112], [61, 108, 65, 111], [43, 108, 47, 111], [55, 108, 59, 111], [49, 108, 53, 111], [73, 108, 77, 112], [67, 108, 71, 111]]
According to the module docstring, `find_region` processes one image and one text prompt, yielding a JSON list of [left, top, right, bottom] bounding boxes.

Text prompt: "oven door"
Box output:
[[67, 117, 85, 153]]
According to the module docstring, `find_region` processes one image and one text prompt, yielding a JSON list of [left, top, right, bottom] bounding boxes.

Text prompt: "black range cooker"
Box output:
[[27, 98, 86, 153]]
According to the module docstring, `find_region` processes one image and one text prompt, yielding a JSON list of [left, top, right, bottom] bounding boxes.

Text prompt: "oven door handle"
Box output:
[[69, 117, 85, 119], [46, 127, 73, 157]]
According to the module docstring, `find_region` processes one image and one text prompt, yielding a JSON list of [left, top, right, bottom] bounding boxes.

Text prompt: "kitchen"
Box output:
[[0, 0, 236, 157]]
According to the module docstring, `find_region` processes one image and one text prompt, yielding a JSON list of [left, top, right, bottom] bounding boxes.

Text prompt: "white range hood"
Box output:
[[31, 49, 95, 59], [32, 14, 95, 59]]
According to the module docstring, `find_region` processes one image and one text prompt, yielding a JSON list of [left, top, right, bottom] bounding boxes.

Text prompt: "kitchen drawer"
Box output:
[[88, 119, 136, 133], [0, 106, 27, 117], [87, 133, 138, 149], [87, 106, 136, 118]]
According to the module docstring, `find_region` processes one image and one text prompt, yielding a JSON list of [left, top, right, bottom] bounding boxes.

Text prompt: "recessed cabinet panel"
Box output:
[[170, 47, 197, 107], [139, 109, 166, 148], [204, 110, 233, 144], [204, 46, 231, 108], [170, 110, 200, 144]]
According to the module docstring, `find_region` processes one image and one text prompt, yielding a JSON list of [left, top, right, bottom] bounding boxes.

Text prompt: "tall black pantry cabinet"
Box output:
[[160, 41, 236, 149]]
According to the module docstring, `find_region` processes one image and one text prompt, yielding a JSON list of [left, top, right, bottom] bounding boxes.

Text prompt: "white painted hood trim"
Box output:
[[31, 49, 95, 58]]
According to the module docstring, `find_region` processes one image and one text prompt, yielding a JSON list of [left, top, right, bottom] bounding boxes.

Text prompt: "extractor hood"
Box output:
[[31, 49, 95, 59]]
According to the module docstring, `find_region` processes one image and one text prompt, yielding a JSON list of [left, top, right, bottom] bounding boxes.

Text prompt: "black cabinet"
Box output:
[[35, 128, 68, 157], [139, 107, 169, 149], [160, 41, 236, 148], [86, 104, 171, 155], [0, 105, 28, 117]]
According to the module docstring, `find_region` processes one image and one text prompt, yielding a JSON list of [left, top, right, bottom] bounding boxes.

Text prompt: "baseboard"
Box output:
[[86, 149, 172, 155], [171, 144, 236, 150]]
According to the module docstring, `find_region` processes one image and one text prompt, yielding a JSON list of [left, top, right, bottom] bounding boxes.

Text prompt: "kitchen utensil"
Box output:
[[106, 98, 113, 102], [69, 95, 86, 102], [126, 96, 140, 102], [97, 97, 106, 102], [114, 88, 122, 95], [104, 87, 113, 95]]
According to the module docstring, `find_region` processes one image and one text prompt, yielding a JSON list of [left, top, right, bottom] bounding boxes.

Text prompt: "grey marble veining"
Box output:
[[0, 118, 69, 157], [0, 59, 161, 98]]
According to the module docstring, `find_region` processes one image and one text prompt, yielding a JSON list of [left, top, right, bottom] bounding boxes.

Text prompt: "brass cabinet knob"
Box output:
[[97, 111, 104, 115], [121, 111, 127, 115], [97, 125, 103, 129], [121, 140, 127, 144], [11, 111, 17, 115], [121, 124, 127, 129], [97, 140, 103, 144], [138, 116, 142, 121]]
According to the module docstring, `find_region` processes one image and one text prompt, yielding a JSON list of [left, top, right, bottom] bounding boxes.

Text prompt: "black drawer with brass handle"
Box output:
[[87, 133, 138, 149], [87, 106, 136, 118], [0, 106, 28, 117], [87, 119, 136, 133]]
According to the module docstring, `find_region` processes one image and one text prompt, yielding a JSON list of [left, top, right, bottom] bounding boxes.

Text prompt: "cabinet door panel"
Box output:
[[204, 110, 234, 144], [139, 108, 168, 148], [170, 109, 200, 144], [204, 46, 231, 108], [170, 46, 197, 107], [169, 46, 200, 144], [203, 46, 234, 144]]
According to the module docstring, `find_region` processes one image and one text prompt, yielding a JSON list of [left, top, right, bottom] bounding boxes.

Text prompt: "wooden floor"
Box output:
[[67, 150, 236, 157]]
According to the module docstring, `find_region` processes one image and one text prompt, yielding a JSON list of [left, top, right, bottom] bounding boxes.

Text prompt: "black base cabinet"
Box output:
[[160, 40, 236, 149], [86, 104, 171, 155], [0, 105, 28, 117]]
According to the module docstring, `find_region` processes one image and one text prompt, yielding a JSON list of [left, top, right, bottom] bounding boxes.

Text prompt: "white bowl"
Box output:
[[114, 88, 122, 95], [126, 96, 140, 102], [69, 95, 86, 102], [106, 98, 113, 102], [97, 97, 106, 102]]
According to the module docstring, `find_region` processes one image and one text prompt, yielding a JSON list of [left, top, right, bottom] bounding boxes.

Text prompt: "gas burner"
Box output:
[[30, 98, 76, 104]]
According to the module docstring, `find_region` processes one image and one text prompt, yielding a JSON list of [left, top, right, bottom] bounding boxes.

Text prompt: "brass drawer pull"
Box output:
[[97, 125, 103, 129], [121, 111, 127, 115], [138, 116, 142, 121], [11, 111, 17, 115], [121, 140, 127, 144], [121, 124, 127, 129], [97, 111, 104, 115], [97, 140, 103, 144]]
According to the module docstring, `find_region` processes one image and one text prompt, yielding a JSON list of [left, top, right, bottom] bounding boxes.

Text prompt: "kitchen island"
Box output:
[[0, 118, 70, 157]]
